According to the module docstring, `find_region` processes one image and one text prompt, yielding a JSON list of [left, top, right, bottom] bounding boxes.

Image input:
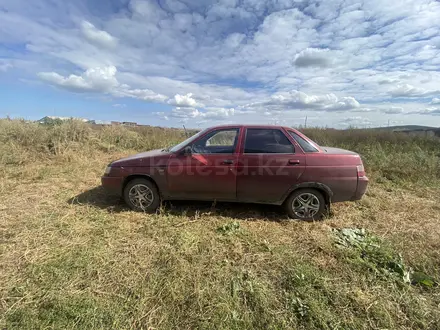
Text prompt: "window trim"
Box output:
[[242, 128, 296, 155]]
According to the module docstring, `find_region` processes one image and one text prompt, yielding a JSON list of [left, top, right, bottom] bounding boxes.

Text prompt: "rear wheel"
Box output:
[[285, 189, 326, 221], [123, 178, 160, 212]]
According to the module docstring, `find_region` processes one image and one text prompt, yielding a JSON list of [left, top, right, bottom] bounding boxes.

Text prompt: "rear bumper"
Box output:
[[352, 176, 369, 201], [101, 176, 123, 196]]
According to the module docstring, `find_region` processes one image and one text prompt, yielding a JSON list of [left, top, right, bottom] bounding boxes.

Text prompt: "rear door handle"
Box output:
[[221, 159, 234, 165], [288, 159, 300, 165]]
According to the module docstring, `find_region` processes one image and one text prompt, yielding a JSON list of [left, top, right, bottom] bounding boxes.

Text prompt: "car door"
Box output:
[[166, 128, 241, 201], [236, 128, 306, 203]]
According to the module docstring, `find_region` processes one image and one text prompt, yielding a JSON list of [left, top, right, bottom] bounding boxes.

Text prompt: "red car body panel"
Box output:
[[101, 125, 368, 205], [236, 152, 307, 203], [166, 152, 239, 200]]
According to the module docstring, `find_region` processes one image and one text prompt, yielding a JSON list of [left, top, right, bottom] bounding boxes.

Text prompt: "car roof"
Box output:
[[206, 124, 294, 130]]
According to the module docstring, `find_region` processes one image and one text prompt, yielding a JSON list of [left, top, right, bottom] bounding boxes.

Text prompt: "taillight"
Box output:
[[357, 164, 366, 178]]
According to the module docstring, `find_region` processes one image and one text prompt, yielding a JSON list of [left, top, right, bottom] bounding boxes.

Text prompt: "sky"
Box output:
[[1, 0, 440, 128]]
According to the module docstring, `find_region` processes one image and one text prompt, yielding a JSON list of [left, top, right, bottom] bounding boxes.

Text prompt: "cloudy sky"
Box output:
[[1, 0, 440, 128]]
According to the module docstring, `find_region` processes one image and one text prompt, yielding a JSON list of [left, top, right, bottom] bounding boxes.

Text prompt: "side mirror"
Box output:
[[183, 146, 192, 156]]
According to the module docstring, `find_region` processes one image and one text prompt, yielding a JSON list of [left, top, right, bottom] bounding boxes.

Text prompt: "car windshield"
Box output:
[[168, 129, 207, 153]]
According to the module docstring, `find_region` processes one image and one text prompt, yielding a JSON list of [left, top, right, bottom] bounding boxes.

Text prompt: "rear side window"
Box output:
[[288, 131, 319, 153], [244, 129, 295, 154]]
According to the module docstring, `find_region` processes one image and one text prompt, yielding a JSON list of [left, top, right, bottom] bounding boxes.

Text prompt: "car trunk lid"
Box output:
[[321, 146, 359, 156]]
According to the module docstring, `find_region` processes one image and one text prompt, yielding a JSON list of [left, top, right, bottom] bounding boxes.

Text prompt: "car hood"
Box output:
[[321, 147, 358, 156], [111, 149, 171, 167]]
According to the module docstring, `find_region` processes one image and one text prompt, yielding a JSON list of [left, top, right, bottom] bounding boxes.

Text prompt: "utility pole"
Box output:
[[304, 116, 308, 128]]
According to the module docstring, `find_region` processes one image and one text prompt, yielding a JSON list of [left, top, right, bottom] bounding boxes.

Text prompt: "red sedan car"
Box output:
[[102, 125, 368, 220]]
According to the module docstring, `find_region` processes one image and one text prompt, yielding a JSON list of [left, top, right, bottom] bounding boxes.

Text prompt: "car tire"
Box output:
[[123, 178, 160, 212], [285, 188, 327, 221]]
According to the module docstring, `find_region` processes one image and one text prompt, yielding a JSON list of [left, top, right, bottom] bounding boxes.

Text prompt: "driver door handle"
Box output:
[[221, 159, 234, 165], [288, 159, 300, 165]]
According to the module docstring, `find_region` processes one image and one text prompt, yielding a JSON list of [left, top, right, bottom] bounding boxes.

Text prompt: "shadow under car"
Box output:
[[68, 186, 290, 220]]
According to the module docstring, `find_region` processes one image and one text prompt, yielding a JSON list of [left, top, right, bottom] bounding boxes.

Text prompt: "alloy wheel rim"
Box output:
[[292, 193, 320, 219], [129, 184, 154, 210]]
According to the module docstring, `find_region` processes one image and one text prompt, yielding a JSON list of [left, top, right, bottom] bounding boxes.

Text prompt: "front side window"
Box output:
[[169, 129, 207, 153], [288, 131, 319, 153], [244, 129, 295, 154], [191, 129, 239, 154]]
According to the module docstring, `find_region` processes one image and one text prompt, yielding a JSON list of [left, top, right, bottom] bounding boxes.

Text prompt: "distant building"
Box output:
[[88, 120, 111, 125], [37, 116, 142, 127], [122, 121, 137, 127], [38, 116, 88, 124]]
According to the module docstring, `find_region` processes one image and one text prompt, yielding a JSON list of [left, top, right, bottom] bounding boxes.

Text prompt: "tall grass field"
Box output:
[[1, 119, 439, 329]]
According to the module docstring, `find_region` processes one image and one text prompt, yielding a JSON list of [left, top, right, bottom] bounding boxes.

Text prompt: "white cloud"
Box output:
[[38, 71, 87, 90], [169, 107, 202, 121], [382, 106, 404, 114], [340, 116, 373, 128], [248, 90, 361, 112], [164, 106, 235, 122], [38, 66, 119, 92], [0, 61, 13, 72], [389, 84, 440, 97], [117, 87, 168, 103], [293, 48, 332, 68], [413, 107, 440, 116], [168, 93, 202, 107], [129, 0, 167, 21], [38, 65, 168, 102], [117, 72, 259, 108], [378, 78, 399, 85], [80, 21, 117, 48], [431, 98, 440, 104], [325, 97, 361, 111], [203, 107, 235, 120]]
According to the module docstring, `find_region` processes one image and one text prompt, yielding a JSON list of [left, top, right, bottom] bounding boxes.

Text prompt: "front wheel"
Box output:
[[123, 178, 160, 212], [285, 189, 326, 221]]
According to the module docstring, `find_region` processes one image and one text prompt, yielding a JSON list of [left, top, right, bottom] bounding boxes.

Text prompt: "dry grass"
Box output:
[[1, 119, 439, 329]]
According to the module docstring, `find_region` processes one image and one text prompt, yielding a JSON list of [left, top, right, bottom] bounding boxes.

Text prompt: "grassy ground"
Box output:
[[1, 119, 439, 329]]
